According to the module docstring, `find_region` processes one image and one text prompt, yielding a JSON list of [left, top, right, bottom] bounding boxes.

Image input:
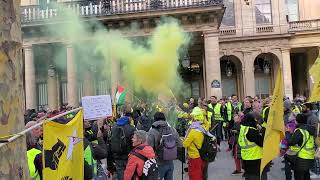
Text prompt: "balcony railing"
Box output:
[[219, 28, 236, 36], [21, 0, 223, 24], [289, 19, 320, 32], [256, 25, 274, 33]]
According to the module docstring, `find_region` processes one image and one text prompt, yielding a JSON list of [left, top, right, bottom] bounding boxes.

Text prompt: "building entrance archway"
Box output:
[[254, 53, 280, 99], [220, 55, 243, 98]]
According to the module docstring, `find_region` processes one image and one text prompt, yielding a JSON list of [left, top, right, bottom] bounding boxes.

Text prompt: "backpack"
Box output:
[[195, 134, 217, 162], [157, 126, 178, 161], [130, 146, 159, 180], [110, 126, 127, 154]]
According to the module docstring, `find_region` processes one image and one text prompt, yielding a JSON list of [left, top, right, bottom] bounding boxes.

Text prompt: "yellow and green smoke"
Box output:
[[47, 5, 190, 100]]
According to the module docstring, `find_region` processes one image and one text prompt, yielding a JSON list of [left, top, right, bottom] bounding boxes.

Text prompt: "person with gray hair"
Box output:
[[124, 130, 158, 180]]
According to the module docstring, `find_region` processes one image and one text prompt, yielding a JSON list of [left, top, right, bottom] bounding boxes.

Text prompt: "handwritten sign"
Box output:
[[82, 95, 112, 120]]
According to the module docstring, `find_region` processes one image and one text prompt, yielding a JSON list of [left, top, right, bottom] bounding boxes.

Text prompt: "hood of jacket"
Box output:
[[139, 115, 150, 125], [297, 124, 316, 136], [116, 116, 129, 126], [189, 121, 213, 137], [151, 120, 168, 129], [135, 144, 155, 159]]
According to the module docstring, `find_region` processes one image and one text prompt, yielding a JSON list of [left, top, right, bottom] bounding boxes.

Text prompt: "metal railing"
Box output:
[[289, 19, 320, 32], [21, 0, 223, 24]]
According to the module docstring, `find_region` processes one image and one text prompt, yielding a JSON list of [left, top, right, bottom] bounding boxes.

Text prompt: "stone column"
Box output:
[[0, 1, 29, 179], [111, 58, 120, 103], [83, 70, 94, 96], [66, 44, 78, 107], [47, 65, 58, 110], [203, 31, 222, 99], [241, 0, 254, 36], [243, 52, 255, 97], [24, 45, 37, 109], [281, 48, 293, 100]]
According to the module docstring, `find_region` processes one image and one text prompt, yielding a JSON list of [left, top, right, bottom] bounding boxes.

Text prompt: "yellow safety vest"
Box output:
[[287, 145, 300, 155], [238, 125, 263, 160], [237, 103, 242, 112], [292, 105, 301, 114], [84, 145, 97, 176], [223, 102, 232, 127], [27, 148, 41, 180], [296, 128, 315, 160], [214, 103, 223, 121], [226, 102, 232, 121]]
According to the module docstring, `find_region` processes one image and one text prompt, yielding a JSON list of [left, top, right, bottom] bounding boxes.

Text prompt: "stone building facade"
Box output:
[[20, 0, 320, 110]]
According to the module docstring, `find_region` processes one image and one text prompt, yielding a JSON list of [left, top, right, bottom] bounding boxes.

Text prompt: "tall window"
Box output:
[[255, 0, 272, 25], [61, 82, 68, 105], [221, 0, 235, 26], [96, 80, 110, 95], [78, 81, 83, 103], [286, 0, 299, 21], [191, 81, 200, 99], [37, 83, 48, 110]]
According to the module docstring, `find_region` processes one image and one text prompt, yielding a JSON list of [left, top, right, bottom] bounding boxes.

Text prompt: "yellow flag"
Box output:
[[309, 57, 320, 103], [260, 68, 285, 175], [43, 110, 84, 180]]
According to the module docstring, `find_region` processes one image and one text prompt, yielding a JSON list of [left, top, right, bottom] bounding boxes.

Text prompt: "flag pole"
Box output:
[[0, 107, 83, 149]]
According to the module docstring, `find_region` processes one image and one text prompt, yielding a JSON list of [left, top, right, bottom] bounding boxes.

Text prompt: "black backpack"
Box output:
[[131, 146, 159, 180], [157, 126, 178, 161], [195, 134, 217, 162], [110, 126, 127, 155]]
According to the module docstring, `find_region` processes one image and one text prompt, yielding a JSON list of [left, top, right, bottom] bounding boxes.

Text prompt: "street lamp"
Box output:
[[225, 58, 233, 77], [263, 55, 271, 74]]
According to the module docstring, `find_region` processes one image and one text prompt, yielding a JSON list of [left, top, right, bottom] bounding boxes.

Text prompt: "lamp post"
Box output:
[[263, 55, 271, 74], [225, 58, 233, 77]]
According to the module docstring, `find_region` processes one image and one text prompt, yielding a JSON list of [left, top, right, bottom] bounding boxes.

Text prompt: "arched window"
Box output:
[[255, 0, 272, 24], [221, 0, 235, 26]]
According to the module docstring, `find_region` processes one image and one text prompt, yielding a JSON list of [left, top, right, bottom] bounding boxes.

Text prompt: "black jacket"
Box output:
[[286, 124, 315, 171]]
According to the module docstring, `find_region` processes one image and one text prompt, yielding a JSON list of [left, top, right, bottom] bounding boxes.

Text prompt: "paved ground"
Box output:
[[173, 141, 286, 180]]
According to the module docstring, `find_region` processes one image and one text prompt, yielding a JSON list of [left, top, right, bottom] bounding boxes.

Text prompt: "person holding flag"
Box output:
[[286, 114, 315, 180], [238, 113, 267, 180]]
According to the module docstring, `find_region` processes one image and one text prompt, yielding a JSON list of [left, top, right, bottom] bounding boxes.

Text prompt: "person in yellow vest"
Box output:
[[208, 96, 224, 148], [224, 99, 233, 152], [84, 137, 98, 180], [231, 94, 242, 113], [286, 114, 315, 180], [292, 104, 302, 114], [238, 113, 268, 180], [260, 97, 272, 128], [26, 131, 42, 180]]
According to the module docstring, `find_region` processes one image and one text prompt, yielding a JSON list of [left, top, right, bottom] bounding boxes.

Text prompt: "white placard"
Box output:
[[82, 95, 112, 120]]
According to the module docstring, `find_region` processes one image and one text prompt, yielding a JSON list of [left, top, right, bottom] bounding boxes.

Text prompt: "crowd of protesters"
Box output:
[[24, 94, 320, 180]]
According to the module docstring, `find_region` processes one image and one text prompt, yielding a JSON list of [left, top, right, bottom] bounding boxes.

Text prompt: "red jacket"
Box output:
[[124, 144, 155, 180]]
